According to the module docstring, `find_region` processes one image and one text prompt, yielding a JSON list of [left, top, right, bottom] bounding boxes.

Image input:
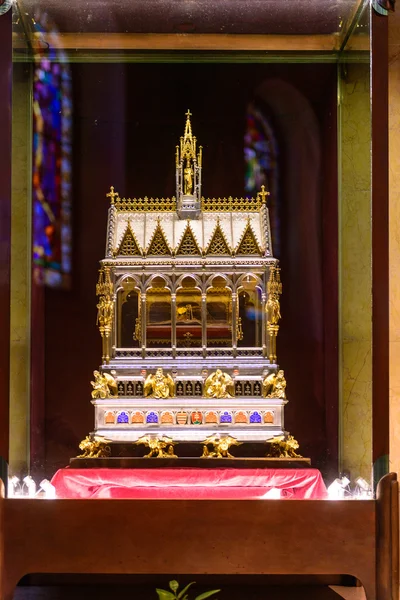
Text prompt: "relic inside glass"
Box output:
[[89, 111, 292, 446]]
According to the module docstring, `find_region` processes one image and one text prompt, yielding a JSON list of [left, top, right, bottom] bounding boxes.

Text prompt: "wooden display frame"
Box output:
[[0, 473, 398, 600]]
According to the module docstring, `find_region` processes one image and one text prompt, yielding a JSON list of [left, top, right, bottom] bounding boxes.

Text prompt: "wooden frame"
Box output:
[[0, 473, 398, 600]]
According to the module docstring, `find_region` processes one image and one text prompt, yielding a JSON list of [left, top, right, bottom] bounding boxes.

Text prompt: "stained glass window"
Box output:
[[32, 14, 72, 288], [244, 104, 279, 256]]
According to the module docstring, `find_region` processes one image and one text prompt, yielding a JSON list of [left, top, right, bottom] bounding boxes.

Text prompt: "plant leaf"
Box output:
[[156, 589, 176, 600], [169, 581, 180, 592], [177, 581, 196, 599], [194, 590, 221, 600]]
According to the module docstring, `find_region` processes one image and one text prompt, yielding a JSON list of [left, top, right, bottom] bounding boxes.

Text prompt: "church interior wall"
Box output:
[[39, 62, 340, 477]]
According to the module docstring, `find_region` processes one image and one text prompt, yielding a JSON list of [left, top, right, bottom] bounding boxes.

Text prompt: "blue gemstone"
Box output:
[[249, 411, 262, 424], [146, 411, 159, 424], [220, 412, 232, 424], [117, 411, 129, 424]]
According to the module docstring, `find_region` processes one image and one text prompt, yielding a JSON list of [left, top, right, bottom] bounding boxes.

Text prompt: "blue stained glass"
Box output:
[[220, 411, 232, 424], [32, 12, 72, 289], [249, 411, 262, 424], [117, 412, 129, 424], [146, 411, 159, 424]]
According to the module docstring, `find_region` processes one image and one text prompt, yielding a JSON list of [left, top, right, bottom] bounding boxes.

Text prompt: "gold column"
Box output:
[[141, 293, 147, 358], [202, 292, 207, 357], [261, 292, 267, 358], [339, 63, 372, 480], [266, 266, 282, 364], [232, 292, 238, 357], [171, 292, 177, 356], [9, 63, 32, 474]]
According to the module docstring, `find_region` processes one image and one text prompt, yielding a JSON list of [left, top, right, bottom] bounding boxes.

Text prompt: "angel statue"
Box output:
[[91, 370, 118, 399], [204, 369, 234, 399], [135, 435, 177, 458], [262, 369, 286, 399], [144, 368, 175, 399], [201, 434, 241, 459]]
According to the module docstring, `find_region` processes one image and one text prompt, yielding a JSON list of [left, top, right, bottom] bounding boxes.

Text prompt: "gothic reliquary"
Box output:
[[90, 111, 288, 443]]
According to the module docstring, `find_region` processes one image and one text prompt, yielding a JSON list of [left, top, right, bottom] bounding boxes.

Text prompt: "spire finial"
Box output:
[[186, 109, 192, 118]]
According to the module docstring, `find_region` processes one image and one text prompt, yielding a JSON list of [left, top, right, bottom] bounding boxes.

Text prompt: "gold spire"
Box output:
[[180, 109, 197, 162]]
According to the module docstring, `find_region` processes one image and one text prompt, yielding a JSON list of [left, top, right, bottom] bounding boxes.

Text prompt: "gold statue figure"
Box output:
[[262, 369, 286, 399], [184, 160, 193, 195], [265, 435, 302, 458], [91, 370, 118, 399], [96, 294, 114, 329], [144, 368, 175, 398], [201, 435, 241, 458], [77, 435, 112, 458], [135, 435, 177, 458], [204, 369, 234, 399], [266, 294, 281, 325]]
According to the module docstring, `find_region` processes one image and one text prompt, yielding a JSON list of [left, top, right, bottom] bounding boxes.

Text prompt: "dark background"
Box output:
[[36, 62, 338, 478]]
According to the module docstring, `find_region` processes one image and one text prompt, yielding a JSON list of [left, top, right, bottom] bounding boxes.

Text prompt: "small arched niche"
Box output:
[[117, 277, 140, 348], [176, 276, 202, 348], [237, 275, 263, 347], [206, 275, 232, 348], [146, 276, 171, 348]]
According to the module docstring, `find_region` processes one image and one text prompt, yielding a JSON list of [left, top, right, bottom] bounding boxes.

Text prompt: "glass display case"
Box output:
[[3, 0, 387, 504]]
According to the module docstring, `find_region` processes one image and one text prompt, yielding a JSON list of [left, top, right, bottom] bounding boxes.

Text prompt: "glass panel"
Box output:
[[116, 278, 140, 348], [206, 277, 232, 348], [9, 0, 374, 503], [176, 276, 202, 348], [146, 277, 171, 348], [237, 277, 263, 348]]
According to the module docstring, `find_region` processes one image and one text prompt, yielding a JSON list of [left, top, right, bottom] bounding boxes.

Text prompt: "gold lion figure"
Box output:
[[262, 369, 286, 399], [201, 435, 241, 458], [204, 369, 234, 399], [144, 368, 175, 399], [77, 435, 112, 458], [135, 435, 177, 458], [91, 370, 118, 399], [266, 435, 301, 458]]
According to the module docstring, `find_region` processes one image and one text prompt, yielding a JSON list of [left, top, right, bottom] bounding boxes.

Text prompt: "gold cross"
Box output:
[[258, 185, 270, 204], [106, 186, 118, 204], [186, 109, 192, 118]]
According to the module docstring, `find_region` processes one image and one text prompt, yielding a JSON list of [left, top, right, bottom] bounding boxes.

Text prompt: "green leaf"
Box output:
[[169, 581, 180, 593], [194, 591, 220, 600], [156, 589, 176, 600], [177, 582, 196, 599]]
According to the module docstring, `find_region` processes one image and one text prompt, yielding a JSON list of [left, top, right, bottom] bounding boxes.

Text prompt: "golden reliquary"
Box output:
[[86, 111, 294, 447]]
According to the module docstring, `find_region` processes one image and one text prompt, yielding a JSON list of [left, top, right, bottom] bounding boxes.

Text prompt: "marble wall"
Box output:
[[9, 64, 31, 474], [339, 63, 373, 481], [389, 10, 400, 477]]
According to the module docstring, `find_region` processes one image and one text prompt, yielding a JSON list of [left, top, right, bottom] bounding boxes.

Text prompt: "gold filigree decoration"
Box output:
[[115, 197, 177, 212], [266, 265, 282, 363], [206, 220, 232, 255], [77, 435, 112, 458], [235, 219, 262, 255], [116, 223, 142, 256], [175, 221, 202, 255], [202, 196, 262, 212], [201, 435, 241, 458], [265, 435, 302, 459], [135, 435, 178, 458], [96, 266, 113, 296], [146, 220, 172, 256]]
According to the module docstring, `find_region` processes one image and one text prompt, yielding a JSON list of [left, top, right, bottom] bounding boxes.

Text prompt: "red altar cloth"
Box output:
[[51, 468, 327, 499]]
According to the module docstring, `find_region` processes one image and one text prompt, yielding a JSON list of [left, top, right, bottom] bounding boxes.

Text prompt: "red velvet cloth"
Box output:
[[51, 468, 327, 499]]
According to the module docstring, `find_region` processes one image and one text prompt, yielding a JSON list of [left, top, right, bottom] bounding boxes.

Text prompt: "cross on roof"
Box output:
[[258, 185, 270, 204], [106, 186, 119, 204], [185, 109, 192, 118]]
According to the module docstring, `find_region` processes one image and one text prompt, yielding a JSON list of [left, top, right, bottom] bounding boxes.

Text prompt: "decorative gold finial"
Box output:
[[106, 186, 119, 204], [257, 185, 270, 204], [186, 109, 192, 118]]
